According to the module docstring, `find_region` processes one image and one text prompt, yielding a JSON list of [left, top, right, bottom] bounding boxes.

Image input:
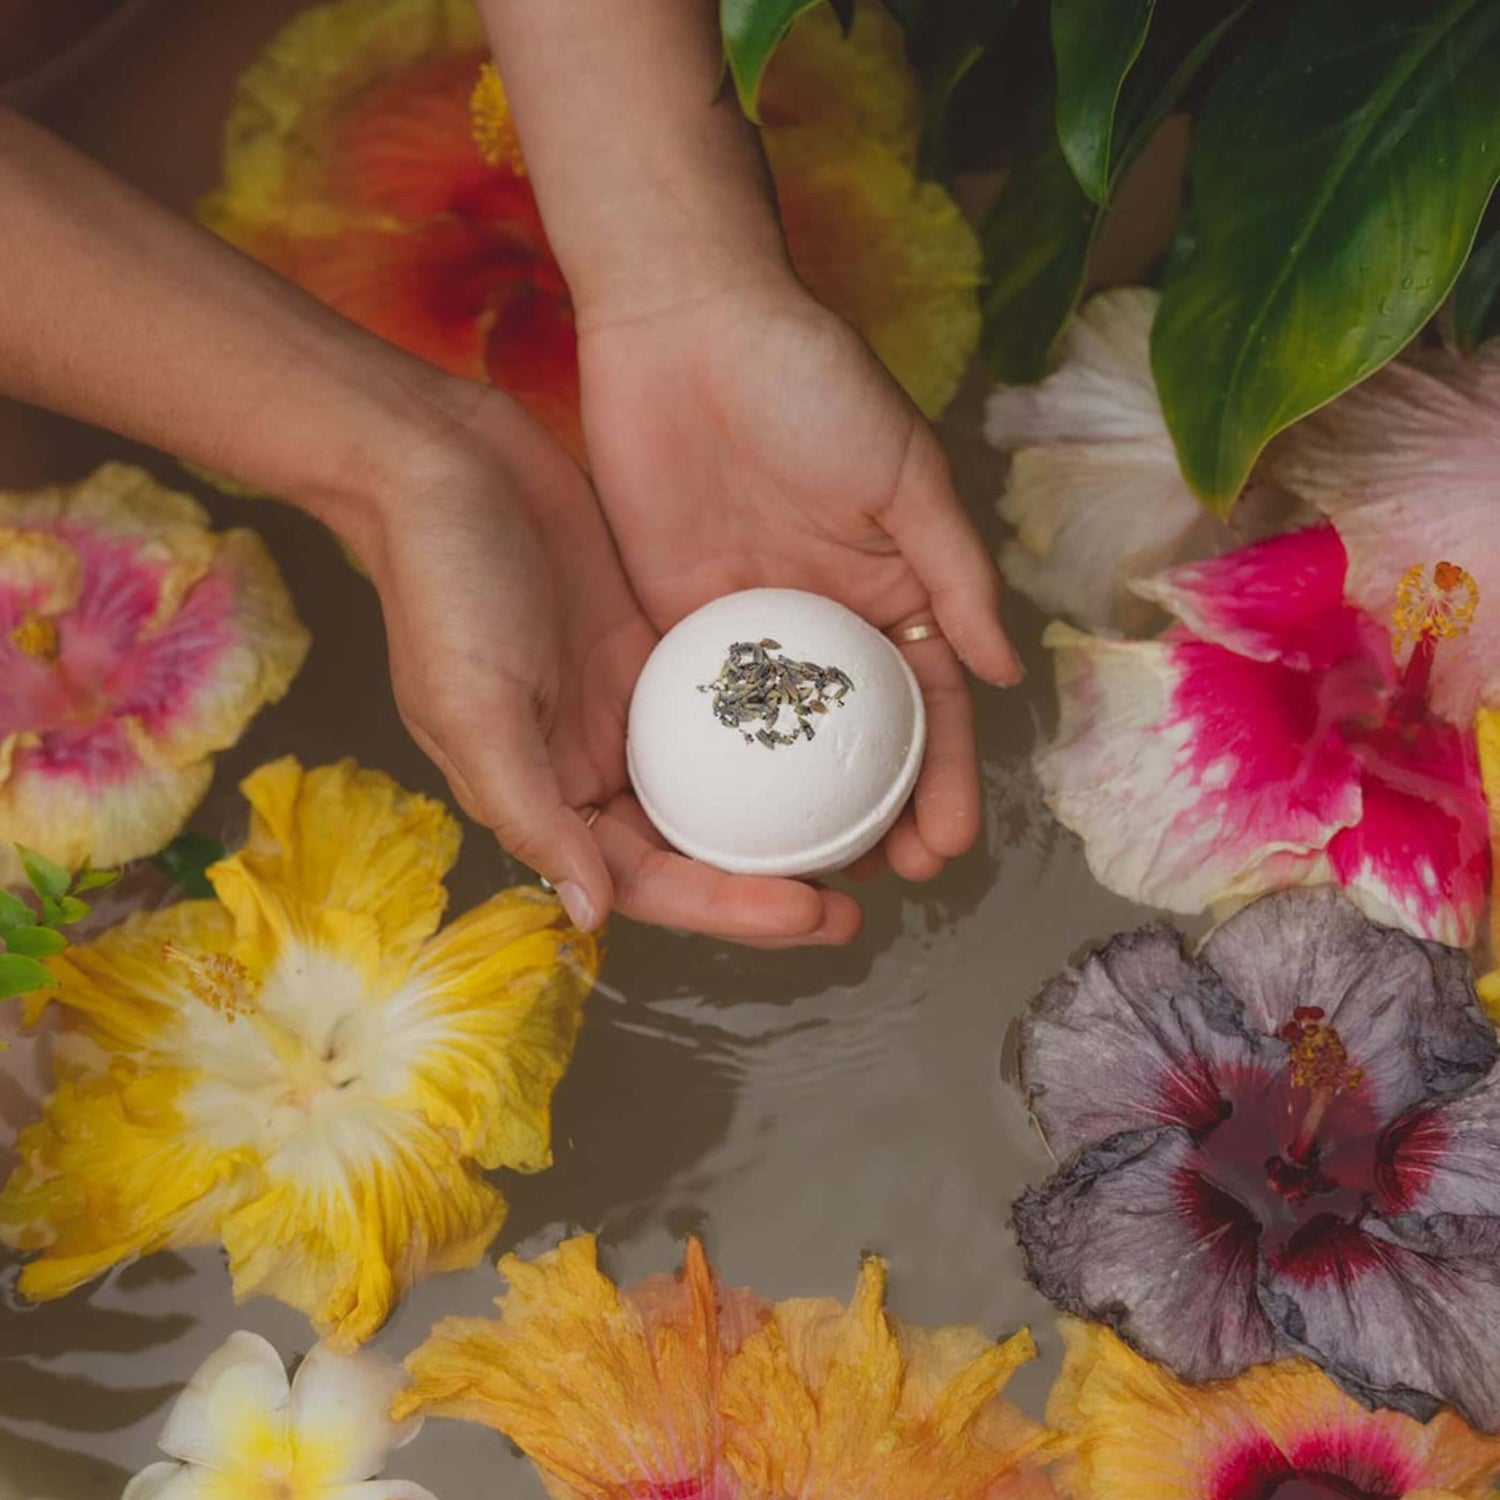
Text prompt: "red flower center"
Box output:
[[1211, 1433, 1408, 1500]]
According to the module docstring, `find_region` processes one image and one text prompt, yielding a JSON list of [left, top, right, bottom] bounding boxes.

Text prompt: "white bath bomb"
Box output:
[[627, 589, 926, 876]]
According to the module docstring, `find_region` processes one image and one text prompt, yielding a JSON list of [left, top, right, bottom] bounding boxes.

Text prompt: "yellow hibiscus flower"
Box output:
[[1047, 1319, 1500, 1500], [396, 1232, 1054, 1498], [197, 0, 980, 450], [0, 757, 599, 1347]]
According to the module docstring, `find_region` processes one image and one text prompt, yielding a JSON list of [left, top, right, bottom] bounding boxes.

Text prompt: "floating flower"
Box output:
[[985, 289, 1302, 635], [1038, 522, 1491, 945], [1013, 887, 1500, 1428], [0, 463, 308, 888], [1265, 342, 1500, 724], [397, 1232, 1055, 1498], [198, 0, 980, 451], [0, 758, 598, 1346], [1045, 1319, 1500, 1499], [123, 1329, 435, 1500]]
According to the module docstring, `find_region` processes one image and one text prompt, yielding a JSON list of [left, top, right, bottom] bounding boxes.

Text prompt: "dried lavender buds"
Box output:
[[700, 639, 854, 747]]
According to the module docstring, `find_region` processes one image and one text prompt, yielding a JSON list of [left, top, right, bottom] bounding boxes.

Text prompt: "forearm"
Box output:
[[0, 109, 474, 535], [477, 0, 792, 322]]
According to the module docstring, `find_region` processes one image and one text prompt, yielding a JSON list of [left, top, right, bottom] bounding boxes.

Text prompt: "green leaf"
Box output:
[[1052, 0, 1156, 205], [1153, 0, 1500, 511], [4, 926, 67, 960], [71, 865, 122, 895], [41, 895, 89, 927], [0, 952, 56, 1000], [915, 0, 1021, 179], [17, 845, 69, 901], [0, 890, 36, 933], [1453, 194, 1500, 352], [152, 831, 228, 901], [721, 0, 827, 116]]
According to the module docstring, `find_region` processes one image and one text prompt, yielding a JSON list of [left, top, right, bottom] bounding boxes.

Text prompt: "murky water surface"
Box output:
[[0, 4, 1183, 1491]]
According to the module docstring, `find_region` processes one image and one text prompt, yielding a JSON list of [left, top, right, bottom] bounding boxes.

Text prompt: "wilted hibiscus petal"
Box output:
[[1038, 524, 1491, 945], [0, 464, 307, 886], [398, 1233, 1053, 1498], [1014, 888, 1500, 1427], [200, 0, 980, 451], [0, 758, 598, 1346], [1045, 1319, 1500, 1499]]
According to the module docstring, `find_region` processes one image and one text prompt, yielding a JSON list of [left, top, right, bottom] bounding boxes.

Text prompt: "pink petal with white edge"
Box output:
[[157, 1329, 291, 1469], [288, 1342, 422, 1482], [1266, 346, 1500, 721], [1037, 624, 1356, 916]]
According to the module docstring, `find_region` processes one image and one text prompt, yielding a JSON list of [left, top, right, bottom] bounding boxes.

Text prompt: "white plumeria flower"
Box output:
[[123, 1331, 436, 1500]]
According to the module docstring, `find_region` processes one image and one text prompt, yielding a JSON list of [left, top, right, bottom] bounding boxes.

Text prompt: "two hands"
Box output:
[[366, 272, 1022, 947]]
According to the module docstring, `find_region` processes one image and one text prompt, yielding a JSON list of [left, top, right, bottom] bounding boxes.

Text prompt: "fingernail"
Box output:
[[558, 881, 599, 932]]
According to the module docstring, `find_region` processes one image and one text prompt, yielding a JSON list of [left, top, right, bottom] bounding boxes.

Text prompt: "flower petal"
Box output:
[[1262, 1212, 1500, 1430], [1013, 1127, 1280, 1381], [1018, 922, 1262, 1159], [219, 1099, 506, 1348], [157, 1330, 291, 1471], [287, 1342, 420, 1483], [121, 1463, 210, 1500], [1265, 345, 1500, 722], [399, 1234, 749, 1496], [1037, 624, 1357, 916], [1382, 1070, 1500, 1219], [1200, 888, 1497, 1121], [211, 758, 459, 982], [382, 886, 598, 1170]]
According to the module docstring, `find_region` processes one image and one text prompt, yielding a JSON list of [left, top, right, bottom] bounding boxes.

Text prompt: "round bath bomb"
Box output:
[[627, 589, 926, 877]]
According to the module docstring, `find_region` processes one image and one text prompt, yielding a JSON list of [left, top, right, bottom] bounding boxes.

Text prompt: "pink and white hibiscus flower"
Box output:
[[1038, 522, 1493, 945], [0, 463, 309, 885]]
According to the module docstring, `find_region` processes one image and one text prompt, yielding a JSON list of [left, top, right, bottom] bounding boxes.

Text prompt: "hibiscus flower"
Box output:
[[0, 757, 598, 1346], [124, 1330, 433, 1500], [0, 463, 307, 887], [1046, 1319, 1500, 1499], [198, 0, 981, 457], [396, 1232, 1055, 1498], [1013, 887, 1500, 1429], [1038, 522, 1492, 945]]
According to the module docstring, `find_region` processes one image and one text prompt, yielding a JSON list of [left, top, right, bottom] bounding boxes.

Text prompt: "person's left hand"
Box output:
[[578, 274, 1023, 882]]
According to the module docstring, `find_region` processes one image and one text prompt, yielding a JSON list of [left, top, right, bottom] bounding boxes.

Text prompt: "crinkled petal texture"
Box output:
[[1480, 707, 1500, 1015], [1038, 525, 1491, 946], [1046, 1320, 1500, 1500], [0, 758, 598, 1347], [124, 1329, 435, 1500], [399, 1234, 1052, 1499], [1014, 889, 1500, 1421], [199, 0, 979, 449], [0, 463, 308, 885], [1265, 345, 1500, 724]]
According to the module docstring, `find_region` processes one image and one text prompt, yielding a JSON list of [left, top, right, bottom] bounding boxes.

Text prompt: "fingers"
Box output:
[[593, 798, 862, 945], [882, 425, 1024, 688], [903, 633, 982, 860], [404, 692, 614, 933]]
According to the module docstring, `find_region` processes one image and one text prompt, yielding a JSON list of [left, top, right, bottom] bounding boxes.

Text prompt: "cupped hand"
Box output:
[[351, 384, 860, 945], [578, 276, 1023, 883]]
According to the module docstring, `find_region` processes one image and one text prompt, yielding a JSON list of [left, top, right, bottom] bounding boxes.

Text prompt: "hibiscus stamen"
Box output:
[[162, 943, 258, 1021], [1391, 559, 1479, 702], [10, 611, 60, 665], [471, 63, 526, 175], [1275, 1006, 1365, 1170]]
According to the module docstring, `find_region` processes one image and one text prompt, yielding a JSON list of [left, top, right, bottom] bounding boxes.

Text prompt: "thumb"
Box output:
[[882, 424, 1024, 686], [404, 692, 613, 933]]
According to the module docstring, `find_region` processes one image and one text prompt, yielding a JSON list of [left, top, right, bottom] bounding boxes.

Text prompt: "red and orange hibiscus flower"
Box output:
[[199, 0, 981, 459]]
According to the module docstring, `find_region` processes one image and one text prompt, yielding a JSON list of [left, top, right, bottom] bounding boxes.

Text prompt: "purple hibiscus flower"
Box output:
[[1012, 886, 1500, 1429]]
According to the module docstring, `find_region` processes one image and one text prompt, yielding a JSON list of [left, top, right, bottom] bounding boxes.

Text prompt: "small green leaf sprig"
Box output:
[[0, 848, 120, 1008]]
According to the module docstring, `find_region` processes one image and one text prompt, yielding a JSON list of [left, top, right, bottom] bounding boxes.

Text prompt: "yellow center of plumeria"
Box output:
[[10, 611, 60, 664], [1391, 559, 1479, 654], [470, 63, 526, 174], [163, 943, 258, 1021]]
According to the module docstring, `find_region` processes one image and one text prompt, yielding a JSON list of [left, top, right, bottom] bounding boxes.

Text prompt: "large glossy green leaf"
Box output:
[[1052, 0, 1155, 205], [722, 0, 828, 116], [1154, 0, 1500, 511], [1454, 195, 1500, 352]]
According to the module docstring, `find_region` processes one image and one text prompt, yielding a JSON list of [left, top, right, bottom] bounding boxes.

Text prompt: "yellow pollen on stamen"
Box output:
[[10, 611, 59, 664], [1391, 559, 1480, 654], [1288, 1021, 1364, 1096], [162, 943, 258, 1022], [470, 63, 527, 175]]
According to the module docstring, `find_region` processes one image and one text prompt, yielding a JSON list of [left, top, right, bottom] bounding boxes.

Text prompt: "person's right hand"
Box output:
[[350, 383, 861, 947]]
